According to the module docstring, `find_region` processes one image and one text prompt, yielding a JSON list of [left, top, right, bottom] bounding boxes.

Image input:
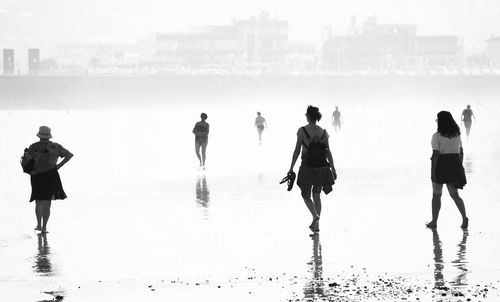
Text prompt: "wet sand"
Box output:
[[2, 97, 500, 301]]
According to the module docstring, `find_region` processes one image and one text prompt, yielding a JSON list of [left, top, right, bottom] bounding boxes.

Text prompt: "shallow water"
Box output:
[[1, 80, 500, 301]]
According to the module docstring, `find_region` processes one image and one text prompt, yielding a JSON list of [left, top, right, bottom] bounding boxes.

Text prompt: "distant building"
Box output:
[[156, 12, 288, 70], [485, 35, 500, 68], [323, 16, 462, 72]]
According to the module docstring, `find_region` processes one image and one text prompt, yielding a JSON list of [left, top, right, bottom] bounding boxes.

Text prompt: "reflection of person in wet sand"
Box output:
[[254, 112, 267, 143], [331, 106, 342, 132], [303, 234, 325, 299], [192, 113, 209, 168], [195, 175, 210, 206], [427, 111, 468, 229], [26, 126, 73, 234], [33, 233, 53, 275], [461, 105, 476, 139], [430, 229, 469, 289], [289, 106, 337, 233]]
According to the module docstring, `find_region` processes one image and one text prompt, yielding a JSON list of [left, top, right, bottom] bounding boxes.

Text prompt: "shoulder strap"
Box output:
[[321, 129, 326, 140]]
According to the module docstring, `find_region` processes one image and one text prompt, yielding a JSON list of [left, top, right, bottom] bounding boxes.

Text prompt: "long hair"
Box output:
[[437, 111, 460, 138]]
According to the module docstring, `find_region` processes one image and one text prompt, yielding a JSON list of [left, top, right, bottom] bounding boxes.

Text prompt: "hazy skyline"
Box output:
[[1, 0, 499, 53]]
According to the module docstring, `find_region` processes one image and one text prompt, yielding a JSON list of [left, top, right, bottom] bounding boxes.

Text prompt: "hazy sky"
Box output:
[[1, 0, 499, 53]]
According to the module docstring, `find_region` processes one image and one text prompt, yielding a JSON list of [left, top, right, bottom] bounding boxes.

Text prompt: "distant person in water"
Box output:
[[255, 111, 267, 143], [289, 106, 337, 233], [193, 113, 209, 167], [461, 105, 476, 139], [427, 111, 468, 229], [26, 126, 73, 233], [332, 106, 342, 132]]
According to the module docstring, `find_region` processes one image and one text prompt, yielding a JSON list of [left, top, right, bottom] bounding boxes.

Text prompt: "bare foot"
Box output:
[[41, 228, 49, 234], [35, 226, 42, 231], [461, 217, 469, 229], [426, 222, 437, 229], [309, 217, 320, 232]]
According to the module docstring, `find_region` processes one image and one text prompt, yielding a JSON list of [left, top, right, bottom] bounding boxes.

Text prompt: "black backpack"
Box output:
[[20, 148, 35, 174], [302, 127, 328, 168]]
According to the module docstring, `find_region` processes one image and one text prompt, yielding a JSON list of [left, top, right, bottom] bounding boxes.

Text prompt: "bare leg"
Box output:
[[195, 141, 202, 166], [447, 183, 468, 228], [427, 183, 443, 228], [312, 192, 322, 231], [35, 201, 43, 230], [201, 142, 207, 166], [41, 200, 51, 232], [302, 189, 320, 231]]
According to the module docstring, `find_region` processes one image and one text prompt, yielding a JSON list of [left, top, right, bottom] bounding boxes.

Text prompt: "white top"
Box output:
[[431, 132, 462, 154]]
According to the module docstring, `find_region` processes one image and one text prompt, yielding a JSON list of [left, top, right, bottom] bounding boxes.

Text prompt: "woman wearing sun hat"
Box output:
[[26, 126, 73, 233]]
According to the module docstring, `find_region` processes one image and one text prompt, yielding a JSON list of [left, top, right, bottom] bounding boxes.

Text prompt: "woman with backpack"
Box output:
[[25, 126, 73, 233], [288, 106, 337, 233]]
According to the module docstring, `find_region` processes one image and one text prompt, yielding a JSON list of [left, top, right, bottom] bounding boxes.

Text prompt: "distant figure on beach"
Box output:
[[332, 106, 342, 132], [289, 106, 337, 233], [255, 111, 267, 143], [461, 105, 476, 139], [193, 113, 209, 168], [26, 126, 73, 234], [427, 111, 468, 229]]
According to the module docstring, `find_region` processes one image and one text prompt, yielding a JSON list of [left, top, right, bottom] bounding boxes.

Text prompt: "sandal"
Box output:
[[279, 171, 296, 191]]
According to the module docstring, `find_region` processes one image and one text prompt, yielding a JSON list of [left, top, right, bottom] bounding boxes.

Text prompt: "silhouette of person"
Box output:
[[27, 126, 73, 233], [427, 111, 468, 229], [192, 113, 209, 168], [33, 233, 53, 276], [331, 106, 343, 132], [461, 105, 476, 139], [289, 106, 337, 233], [303, 234, 326, 300], [254, 112, 267, 143], [430, 229, 469, 289]]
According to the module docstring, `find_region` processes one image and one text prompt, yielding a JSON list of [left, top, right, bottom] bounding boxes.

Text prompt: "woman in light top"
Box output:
[[193, 113, 209, 167], [27, 126, 73, 233], [288, 106, 337, 233], [427, 111, 468, 229]]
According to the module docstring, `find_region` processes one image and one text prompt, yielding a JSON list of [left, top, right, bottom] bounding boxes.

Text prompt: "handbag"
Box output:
[[21, 148, 35, 174]]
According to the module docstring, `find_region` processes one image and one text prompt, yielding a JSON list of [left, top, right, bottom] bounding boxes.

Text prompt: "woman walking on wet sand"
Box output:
[[427, 111, 468, 229], [25, 126, 73, 233], [288, 106, 337, 233], [193, 113, 209, 168]]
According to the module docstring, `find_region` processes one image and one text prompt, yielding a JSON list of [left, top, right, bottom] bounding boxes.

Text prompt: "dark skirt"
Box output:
[[433, 153, 467, 189], [297, 164, 335, 195], [30, 169, 67, 202]]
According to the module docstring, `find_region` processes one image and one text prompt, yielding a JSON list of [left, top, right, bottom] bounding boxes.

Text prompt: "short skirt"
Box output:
[[433, 153, 467, 189], [30, 169, 67, 202], [297, 164, 335, 195]]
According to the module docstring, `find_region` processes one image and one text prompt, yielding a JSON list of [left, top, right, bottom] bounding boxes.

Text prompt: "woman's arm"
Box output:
[[431, 150, 440, 182], [57, 152, 73, 170], [289, 135, 302, 173]]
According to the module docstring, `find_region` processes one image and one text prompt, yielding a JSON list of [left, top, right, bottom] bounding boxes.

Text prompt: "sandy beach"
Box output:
[[2, 85, 500, 301]]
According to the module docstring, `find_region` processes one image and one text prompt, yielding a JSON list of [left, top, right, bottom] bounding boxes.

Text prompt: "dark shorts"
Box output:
[[30, 169, 67, 202], [257, 125, 264, 131], [195, 137, 208, 148], [297, 164, 334, 197], [432, 153, 467, 189]]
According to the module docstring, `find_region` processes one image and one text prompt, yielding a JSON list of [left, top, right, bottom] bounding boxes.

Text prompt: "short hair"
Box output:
[[306, 106, 322, 122], [200, 113, 207, 119], [257, 112, 261, 115]]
